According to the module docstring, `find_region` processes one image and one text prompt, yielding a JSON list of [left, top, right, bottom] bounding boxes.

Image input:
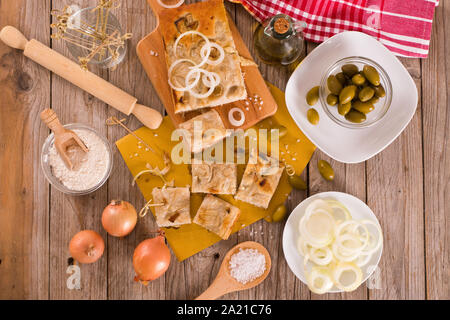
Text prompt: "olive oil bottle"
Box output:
[[253, 14, 306, 66]]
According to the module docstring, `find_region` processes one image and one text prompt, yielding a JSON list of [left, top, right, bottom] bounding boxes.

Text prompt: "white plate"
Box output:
[[285, 31, 418, 163], [282, 192, 383, 293]]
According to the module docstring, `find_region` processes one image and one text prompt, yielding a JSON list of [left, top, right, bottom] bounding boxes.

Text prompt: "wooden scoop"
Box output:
[[40, 108, 88, 170], [0, 26, 163, 130], [195, 241, 271, 300]]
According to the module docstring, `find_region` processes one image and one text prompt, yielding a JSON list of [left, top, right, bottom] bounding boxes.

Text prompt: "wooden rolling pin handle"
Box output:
[[132, 104, 163, 130], [40, 108, 65, 135], [0, 26, 28, 50]]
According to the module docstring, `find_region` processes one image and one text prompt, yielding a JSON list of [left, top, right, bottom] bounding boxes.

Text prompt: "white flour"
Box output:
[[48, 129, 110, 191], [229, 248, 266, 284]]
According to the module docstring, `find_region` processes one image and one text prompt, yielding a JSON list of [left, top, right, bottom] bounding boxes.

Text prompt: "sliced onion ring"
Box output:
[[168, 59, 199, 91], [306, 266, 334, 294], [309, 246, 333, 266], [156, 0, 184, 9], [201, 71, 220, 87], [332, 262, 363, 292], [228, 107, 245, 127], [359, 219, 383, 255], [200, 42, 225, 66], [299, 208, 335, 248], [326, 200, 352, 221], [174, 31, 211, 68], [332, 241, 361, 262]]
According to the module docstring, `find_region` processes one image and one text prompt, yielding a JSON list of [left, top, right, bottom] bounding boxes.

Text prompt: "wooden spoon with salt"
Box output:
[[40, 108, 88, 170], [195, 241, 271, 300]]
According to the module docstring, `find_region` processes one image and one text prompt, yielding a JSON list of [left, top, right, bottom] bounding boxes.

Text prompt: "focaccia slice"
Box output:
[[152, 187, 191, 227], [179, 109, 229, 153], [235, 150, 284, 209], [193, 194, 240, 240], [191, 161, 237, 194], [160, 0, 247, 113]]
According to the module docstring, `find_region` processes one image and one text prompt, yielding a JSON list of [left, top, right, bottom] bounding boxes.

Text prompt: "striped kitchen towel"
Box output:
[[230, 0, 439, 58]]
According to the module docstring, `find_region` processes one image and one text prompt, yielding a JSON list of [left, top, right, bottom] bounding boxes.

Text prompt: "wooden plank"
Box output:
[[0, 0, 51, 300], [367, 56, 425, 299], [233, 5, 310, 300], [181, 0, 239, 301], [49, 0, 108, 299], [106, 0, 168, 300], [422, 1, 449, 300], [304, 40, 368, 300]]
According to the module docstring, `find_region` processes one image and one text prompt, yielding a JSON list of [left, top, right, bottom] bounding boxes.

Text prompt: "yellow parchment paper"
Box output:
[[116, 84, 316, 261]]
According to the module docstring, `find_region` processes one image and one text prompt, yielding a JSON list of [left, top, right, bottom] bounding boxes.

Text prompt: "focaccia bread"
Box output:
[[191, 161, 237, 194], [235, 150, 284, 209], [160, 0, 247, 113], [179, 109, 229, 153], [193, 194, 240, 240], [152, 187, 191, 227]]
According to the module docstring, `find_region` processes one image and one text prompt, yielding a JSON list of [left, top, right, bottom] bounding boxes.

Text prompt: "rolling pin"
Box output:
[[0, 26, 163, 130]]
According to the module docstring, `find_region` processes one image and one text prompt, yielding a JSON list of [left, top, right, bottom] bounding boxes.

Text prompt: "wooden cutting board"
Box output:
[[136, 0, 278, 129]]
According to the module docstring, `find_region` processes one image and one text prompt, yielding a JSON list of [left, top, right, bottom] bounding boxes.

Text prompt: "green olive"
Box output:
[[358, 86, 375, 102], [352, 73, 366, 86], [271, 204, 288, 223], [368, 96, 380, 105], [326, 94, 338, 106], [335, 72, 347, 85], [317, 160, 334, 181], [345, 109, 367, 123], [288, 175, 307, 190], [353, 100, 375, 114], [339, 85, 357, 104], [272, 124, 288, 138], [363, 65, 380, 86], [338, 101, 352, 116], [327, 75, 343, 95], [372, 85, 386, 98], [341, 64, 359, 77], [307, 108, 319, 125], [306, 86, 320, 106]]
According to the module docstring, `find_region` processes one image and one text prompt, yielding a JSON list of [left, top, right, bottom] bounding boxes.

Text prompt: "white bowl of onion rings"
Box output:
[[282, 192, 383, 294]]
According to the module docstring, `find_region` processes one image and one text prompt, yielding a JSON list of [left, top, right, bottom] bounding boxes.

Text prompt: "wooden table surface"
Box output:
[[0, 0, 448, 300]]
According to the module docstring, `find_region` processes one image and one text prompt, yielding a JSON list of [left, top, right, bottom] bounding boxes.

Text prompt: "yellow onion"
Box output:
[[102, 200, 138, 237], [69, 230, 104, 264], [133, 233, 171, 284]]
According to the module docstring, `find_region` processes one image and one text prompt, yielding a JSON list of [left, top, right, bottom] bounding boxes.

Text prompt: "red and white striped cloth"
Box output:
[[230, 0, 439, 58]]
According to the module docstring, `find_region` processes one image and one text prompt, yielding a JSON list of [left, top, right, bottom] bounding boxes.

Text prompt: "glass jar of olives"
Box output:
[[319, 57, 392, 129]]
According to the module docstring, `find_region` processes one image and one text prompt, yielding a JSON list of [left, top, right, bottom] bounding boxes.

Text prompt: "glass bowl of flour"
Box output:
[[41, 124, 113, 195]]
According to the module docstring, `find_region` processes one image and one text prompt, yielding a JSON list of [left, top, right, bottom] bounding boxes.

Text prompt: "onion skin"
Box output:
[[102, 200, 138, 237], [69, 230, 105, 264], [133, 235, 171, 283]]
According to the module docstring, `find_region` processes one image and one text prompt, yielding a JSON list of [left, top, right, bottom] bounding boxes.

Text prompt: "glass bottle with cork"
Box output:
[[253, 14, 306, 66]]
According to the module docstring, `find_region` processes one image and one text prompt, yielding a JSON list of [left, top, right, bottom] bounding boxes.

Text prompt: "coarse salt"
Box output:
[[229, 248, 266, 284]]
